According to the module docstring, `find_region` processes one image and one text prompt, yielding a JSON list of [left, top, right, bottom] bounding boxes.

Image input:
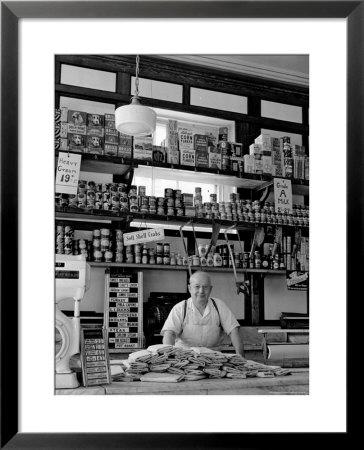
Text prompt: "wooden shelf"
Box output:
[[55, 207, 309, 230], [55, 150, 309, 194], [88, 261, 287, 275]]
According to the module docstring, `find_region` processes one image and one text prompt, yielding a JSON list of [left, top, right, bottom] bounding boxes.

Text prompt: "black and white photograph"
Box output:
[[1, 0, 358, 446], [55, 54, 310, 395]]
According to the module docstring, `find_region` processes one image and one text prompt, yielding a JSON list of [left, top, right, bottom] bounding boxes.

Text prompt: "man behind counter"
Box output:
[[161, 271, 245, 357]]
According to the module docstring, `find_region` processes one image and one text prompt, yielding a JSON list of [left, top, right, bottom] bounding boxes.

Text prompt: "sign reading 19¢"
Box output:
[[273, 178, 293, 214], [55, 152, 82, 195]]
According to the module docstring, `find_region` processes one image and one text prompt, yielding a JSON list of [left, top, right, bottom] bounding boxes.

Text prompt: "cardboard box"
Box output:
[[104, 114, 116, 128], [255, 133, 272, 152], [180, 148, 196, 166], [244, 155, 255, 174], [166, 148, 180, 165], [133, 148, 153, 161], [104, 128, 119, 144], [184, 206, 196, 217], [68, 133, 85, 152], [219, 126, 229, 142], [262, 155, 272, 174], [86, 135, 104, 151], [60, 123, 68, 139], [194, 134, 209, 168], [249, 144, 262, 155], [182, 193, 194, 206], [60, 138, 69, 151], [119, 133, 133, 147], [292, 144, 306, 157], [178, 127, 194, 151], [152, 146, 165, 163], [283, 157, 293, 178], [118, 146, 132, 159], [231, 142, 243, 157], [104, 144, 118, 157], [208, 146, 222, 169], [60, 107, 68, 123], [87, 113, 104, 127], [68, 110, 87, 126], [294, 155, 305, 179], [230, 156, 244, 173], [255, 159, 263, 174]]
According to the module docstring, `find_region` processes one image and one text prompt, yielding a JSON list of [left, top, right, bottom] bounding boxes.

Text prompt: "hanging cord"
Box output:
[[134, 55, 140, 97]]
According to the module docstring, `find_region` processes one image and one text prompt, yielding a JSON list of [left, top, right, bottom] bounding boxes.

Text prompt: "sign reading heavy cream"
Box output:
[[55, 152, 81, 195], [273, 177, 293, 214], [123, 228, 165, 246]]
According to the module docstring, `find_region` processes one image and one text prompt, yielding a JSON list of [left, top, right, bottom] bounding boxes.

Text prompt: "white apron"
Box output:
[[175, 300, 224, 348]]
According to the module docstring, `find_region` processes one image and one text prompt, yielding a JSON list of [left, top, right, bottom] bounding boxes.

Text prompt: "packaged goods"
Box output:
[[182, 193, 194, 205], [293, 155, 305, 179], [230, 156, 243, 173], [180, 148, 196, 166], [255, 159, 263, 174], [304, 157, 309, 180], [244, 154, 255, 173], [119, 133, 133, 147], [208, 146, 222, 169], [283, 157, 293, 178], [60, 123, 68, 138], [218, 126, 229, 142], [68, 133, 85, 152], [272, 137, 283, 176], [104, 113, 116, 128], [104, 144, 118, 157], [255, 133, 272, 152], [178, 126, 194, 151], [86, 135, 104, 154], [86, 114, 104, 137], [133, 148, 153, 161], [104, 128, 119, 144], [249, 144, 262, 155], [118, 146, 132, 159], [152, 146, 165, 163], [167, 120, 179, 151], [67, 110, 87, 135], [60, 106, 68, 123], [262, 155, 272, 174], [133, 136, 153, 160], [184, 206, 196, 217], [194, 134, 209, 168], [231, 143, 243, 157], [166, 148, 180, 164]]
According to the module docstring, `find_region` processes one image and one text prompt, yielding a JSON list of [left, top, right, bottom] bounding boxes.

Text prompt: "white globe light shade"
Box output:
[[115, 98, 156, 136]]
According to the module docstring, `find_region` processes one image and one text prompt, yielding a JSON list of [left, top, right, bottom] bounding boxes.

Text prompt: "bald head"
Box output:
[[188, 271, 212, 305]]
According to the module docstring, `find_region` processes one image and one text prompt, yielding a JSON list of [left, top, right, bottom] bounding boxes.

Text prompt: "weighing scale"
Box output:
[[55, 254, 91, 389]]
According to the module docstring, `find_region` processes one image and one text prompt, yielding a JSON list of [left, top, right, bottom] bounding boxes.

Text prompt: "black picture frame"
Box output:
[[1, 1, 360, 448]]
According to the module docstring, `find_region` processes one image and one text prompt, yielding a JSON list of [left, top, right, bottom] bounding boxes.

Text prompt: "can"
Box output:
[[129, 185, 138, 195], [115, 252, 123, 263], [163, 255, 170, 265], [78, 180, 87, 192], [109, 183, 118, 194], [104, 250, 113, 262], [174, 189, 182, 198], [102, 191, 111, 202], [93, 250, 103, 262], [156, 243, 163, 255], [176, 207, 184, 216], [164, 188, 173, 198], [103, 201, 110, 210], [77, 193, 86, 207], [157, 206, 165, 215], [129, 204, 139, 212], [163, 243, 170, 255], [100, 228, 110, 239]]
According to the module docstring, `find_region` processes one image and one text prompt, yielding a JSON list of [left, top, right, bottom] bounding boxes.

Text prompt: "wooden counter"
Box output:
[[56, 369, 308, 395]]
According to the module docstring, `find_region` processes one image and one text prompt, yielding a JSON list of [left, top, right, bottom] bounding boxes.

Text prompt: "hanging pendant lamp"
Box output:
[[115, 55, 156, 136]]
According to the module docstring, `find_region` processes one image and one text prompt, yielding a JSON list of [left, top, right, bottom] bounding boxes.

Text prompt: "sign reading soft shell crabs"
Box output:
[[55, 152, 81, 195], [123, 228, 165, 246], [273, 177, 293, 214]]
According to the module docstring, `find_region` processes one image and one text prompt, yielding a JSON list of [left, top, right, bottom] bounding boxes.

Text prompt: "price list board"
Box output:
[[104, 269, 143, 353], [80, 327, 111, 387]]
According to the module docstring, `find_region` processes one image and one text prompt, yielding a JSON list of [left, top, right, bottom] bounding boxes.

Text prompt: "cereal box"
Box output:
[[244, 154, 255, 174], [104, 144, 118, 157], [166, 148, 180, 165], [231, 142, 243, 157], [255, 133, 272, 152], [119, 133, 133, 147], [194, 134, 209, 168], [133, 148, 153, 161], [262, 155, 272, 174], [230, 156, 244, 173], [180, 148, 196, 166], [208, 146, 222, 170], [68, 133, 85, 152], [178, 127, 194, 151], [249, 143, 262, 155]]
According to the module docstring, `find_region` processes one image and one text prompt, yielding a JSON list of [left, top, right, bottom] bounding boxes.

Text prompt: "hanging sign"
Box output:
[[274, 177, 293, 214], [55, 152, 81, 195], [286, 270, 308, 291], [123, 228, 165, 246]]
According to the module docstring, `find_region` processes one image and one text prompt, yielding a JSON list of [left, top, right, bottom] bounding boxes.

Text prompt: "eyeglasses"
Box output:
[[190, 284, 211, 291]]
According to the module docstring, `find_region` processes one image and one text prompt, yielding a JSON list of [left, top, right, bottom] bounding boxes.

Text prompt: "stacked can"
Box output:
[[115, 230, 124, 263], [149, 196, 157, 214], [92, 229, 102, 262], [174, 190, 184, 216], [85, 180, 95, 209], [64, 226, 74, 255], [194, 187, 204, 218], [55, 193, 69, 208], [78, 239, 88, 259], [157, 197, 165, 215], [165, 188, 175, 216], [56, 225, 65, 254], [282, 136, 293, 178], [128, 185, 138, 213], [77, 180, 87, 208]]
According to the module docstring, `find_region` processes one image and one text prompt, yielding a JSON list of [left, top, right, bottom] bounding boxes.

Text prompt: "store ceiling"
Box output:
[[158, 55, 309, 87]]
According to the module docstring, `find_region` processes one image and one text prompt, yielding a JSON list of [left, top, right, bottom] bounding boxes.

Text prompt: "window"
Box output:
[[60, 97, 115, 115], [60, 64, 116, 92], [131, 77, 183, 103], [261, 100, 302, 123], [191, 88, 248, 114]]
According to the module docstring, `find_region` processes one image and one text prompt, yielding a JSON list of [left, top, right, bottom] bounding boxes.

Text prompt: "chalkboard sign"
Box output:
[[104, 269, 144, 352], [80, 327, 111, 387]]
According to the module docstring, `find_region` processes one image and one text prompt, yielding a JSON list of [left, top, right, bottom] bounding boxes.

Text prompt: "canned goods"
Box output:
[[167, 207, 175, 216], [135, 254, 142, 264], [149, 196, 156, 206], [126, 253, 134, 264], [78, 180, 87, 192], [156, 255, 163, 265], [163, 243, 170, 255], [174, 189, 182, 198], [166, 198, 175, 207], [157, 206, 165, 215], [156, 243, 163, 255], [95, 192, 103, 202], [164, 188, 173, 197], [163, 255, 170, 265], [101, 239, 110, 252], [93, 250, 102, 262], [109, 183, 118, 194], [129, 204, 139, 212], [138, 186, 146, 196], [104, 250, 113, 262], [176, 207, 184, 216], [129, 185, 137, 195], [102, 183, 111, 192], [210, 194, 217, 203], [103, 202, 110, 210], [102, 191, 111, 202], [115, 252, 123, 263], [111, 194, 120, 204]]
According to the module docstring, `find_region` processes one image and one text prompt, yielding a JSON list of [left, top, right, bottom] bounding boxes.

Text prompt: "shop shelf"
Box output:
[[88, 261, 286, 275], [55, 206, 309, 230], [55, 150, 309, 194]]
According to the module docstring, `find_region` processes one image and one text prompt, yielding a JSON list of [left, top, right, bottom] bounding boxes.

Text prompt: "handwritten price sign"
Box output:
[[55, 152, 82, 195], [273, 177, 293, 214]]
